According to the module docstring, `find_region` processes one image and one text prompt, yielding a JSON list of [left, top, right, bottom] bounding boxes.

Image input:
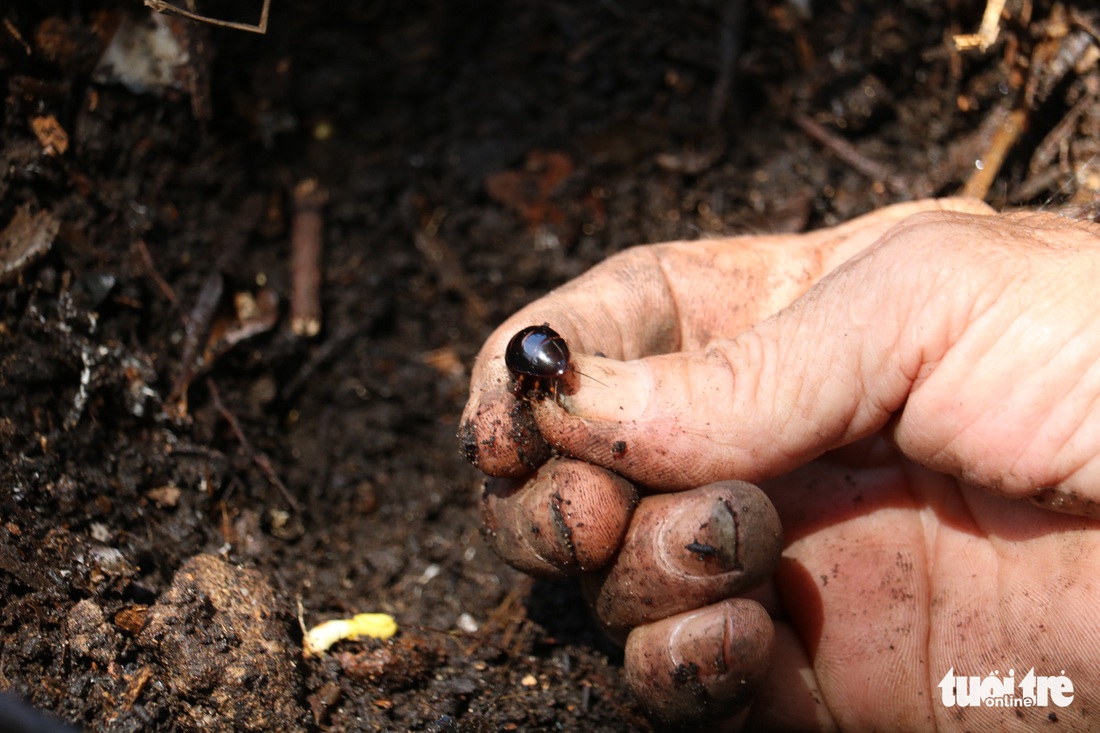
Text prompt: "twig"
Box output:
[[178, 22, 213, 121], [134, 239, 177, 306], [1024, 90, 1091, 184], [708, 0, 746, 127], [794, 114, 910, 196], [119, 667, 153, 712], [960, 106, 1029, 200], [1033, 95, 1089, 174], [144, 0, 271, 34], [2, 19, 31, 55], [168, 272, 223, 416], [413, 208, 488, 321], [1069, 8, 1100, 46], [1027, 27, 1097, 108], [290, 179, 327, 338], [1011, 165, 1065, 204], [281, 325, 355, 401], [954, 0, 1006, 51], [207, 378, 301, 512]]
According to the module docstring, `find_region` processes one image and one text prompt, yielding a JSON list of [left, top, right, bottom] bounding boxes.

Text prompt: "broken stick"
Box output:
[[290, 179, 327, 338], [794, 114, 910, 196]]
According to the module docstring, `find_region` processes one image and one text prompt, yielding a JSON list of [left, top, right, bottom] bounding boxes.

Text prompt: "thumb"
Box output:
[[531, 209, 1011, 489]]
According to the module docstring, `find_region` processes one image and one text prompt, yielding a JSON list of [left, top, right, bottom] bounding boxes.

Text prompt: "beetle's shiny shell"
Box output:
[[505, 325, 570, 379]]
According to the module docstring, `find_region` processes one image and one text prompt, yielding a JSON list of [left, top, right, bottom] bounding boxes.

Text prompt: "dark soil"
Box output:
[[1, 1, 1097, 731]]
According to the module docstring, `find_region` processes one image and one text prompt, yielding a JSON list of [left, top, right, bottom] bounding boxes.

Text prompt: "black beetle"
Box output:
[[505, 324, 571, 396]]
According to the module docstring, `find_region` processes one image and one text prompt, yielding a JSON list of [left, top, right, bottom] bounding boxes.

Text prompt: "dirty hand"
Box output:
[[460, 198, 1100, 730]]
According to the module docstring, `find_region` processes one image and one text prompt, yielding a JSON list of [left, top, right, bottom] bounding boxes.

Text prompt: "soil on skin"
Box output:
[[1, 1, 1097, 731]]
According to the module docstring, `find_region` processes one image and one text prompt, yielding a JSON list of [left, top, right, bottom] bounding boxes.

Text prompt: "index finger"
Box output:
[[459, 198, 992, 477]]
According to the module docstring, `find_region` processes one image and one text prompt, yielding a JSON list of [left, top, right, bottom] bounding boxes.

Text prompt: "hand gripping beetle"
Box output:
[[505, 324, 572, 397]]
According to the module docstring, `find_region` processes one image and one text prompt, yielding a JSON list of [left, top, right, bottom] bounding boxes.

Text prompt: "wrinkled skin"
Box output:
[[460, 198, 1100, 731]]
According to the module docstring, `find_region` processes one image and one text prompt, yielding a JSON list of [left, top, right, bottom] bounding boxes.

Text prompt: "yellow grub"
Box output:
[[303, 613, 398, 656]]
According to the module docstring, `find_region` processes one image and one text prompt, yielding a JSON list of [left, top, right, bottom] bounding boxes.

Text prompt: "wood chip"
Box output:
[[30, 115, 69, 155], [120, 666, 153, 710], [146, 485, 182, 508], [114, 605, 151, 635]]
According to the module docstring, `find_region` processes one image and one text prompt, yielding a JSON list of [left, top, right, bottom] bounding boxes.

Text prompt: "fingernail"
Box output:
[[660, 494, 741, 577], [558, 354, 649, 421], [625, 599, 774, 725], [667, 607, 735, 676], [665, 600, 773, 704], [480, 461, 636, 578]]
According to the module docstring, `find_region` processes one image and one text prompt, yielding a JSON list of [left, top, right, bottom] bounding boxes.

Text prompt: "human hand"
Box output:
[[460, 199, 1100, 730]]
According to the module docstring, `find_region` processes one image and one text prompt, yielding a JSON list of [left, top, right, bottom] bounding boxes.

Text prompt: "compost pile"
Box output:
[[1, 1, 1097, 731]]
